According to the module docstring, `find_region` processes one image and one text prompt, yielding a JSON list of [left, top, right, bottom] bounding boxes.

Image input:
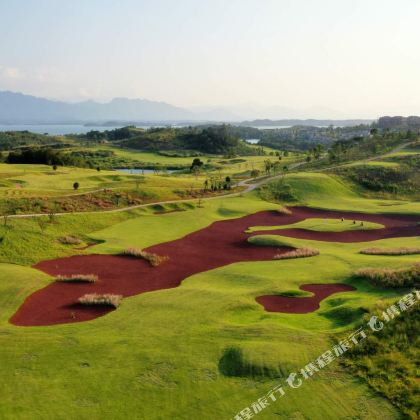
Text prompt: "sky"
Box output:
[[1, 0, 420, 119]]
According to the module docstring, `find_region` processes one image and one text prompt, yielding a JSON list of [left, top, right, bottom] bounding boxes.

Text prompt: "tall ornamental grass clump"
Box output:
[[355, 263, 420, 288], [78, 293, 122, 308], [277, 207, 292, 215], [274, 247, 319, 260], [55, 274, 98, 283], [360, 247, 420, 256], [122, 247, 169, 267], [58, 235, 82, 245]]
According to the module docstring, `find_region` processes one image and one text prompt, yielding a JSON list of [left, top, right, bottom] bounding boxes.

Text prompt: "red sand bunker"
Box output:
[[10, 206, 419, 326], [256, 284, 356, 314]]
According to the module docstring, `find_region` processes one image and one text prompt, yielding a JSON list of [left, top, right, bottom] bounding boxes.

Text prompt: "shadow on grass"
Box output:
[[321, 306, 368, 327], [218, 346, 293, 379], [275, 289, 311, 298]]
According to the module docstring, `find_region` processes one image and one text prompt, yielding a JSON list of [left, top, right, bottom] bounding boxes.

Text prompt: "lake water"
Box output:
[[116, 168, 177, 174], [0, 124, 181, 135], [249, 125, 292, 129], [0, 123, 323, 136], [0, 123, 338, 135], [249, 125, 338, 129], [0, 124, 127, 135]]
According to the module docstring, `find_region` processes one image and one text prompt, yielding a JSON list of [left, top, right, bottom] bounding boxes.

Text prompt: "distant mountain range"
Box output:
[[0, 91, 377, 126], [0, 91, 194, 123]]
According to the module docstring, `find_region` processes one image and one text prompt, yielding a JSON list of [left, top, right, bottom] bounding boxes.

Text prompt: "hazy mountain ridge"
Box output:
[[1, 91, 415, 128], [0, 91, 194, 123]]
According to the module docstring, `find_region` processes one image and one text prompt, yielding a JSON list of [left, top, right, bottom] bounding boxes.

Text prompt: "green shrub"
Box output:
[[258, 180, 299, 203], [342, 301, 420, 418], [335, 164, 419, 198]]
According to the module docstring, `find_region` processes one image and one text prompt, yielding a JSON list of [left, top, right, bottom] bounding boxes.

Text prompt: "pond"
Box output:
[[115, 168, 178, 174]]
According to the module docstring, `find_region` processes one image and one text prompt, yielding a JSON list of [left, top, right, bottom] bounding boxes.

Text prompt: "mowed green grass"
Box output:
[[89, 145, 301, 175], [0, 173, 418, 418], [91, 145, 216, 166], [0, 193, 282, 264], [246, 218, 384, 233], [344, 160, 400, 168], [0, 149, 299, 202], [0, 162, 207, 200], [383, 150, 420, 158]]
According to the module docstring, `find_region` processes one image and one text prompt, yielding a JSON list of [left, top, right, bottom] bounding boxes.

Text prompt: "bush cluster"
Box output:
[[258, 180, 299, 203], [342, 300, 420, 418]]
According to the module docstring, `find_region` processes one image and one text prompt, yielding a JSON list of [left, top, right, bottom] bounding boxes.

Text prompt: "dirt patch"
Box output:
[[10, 207, 419, 326], [256, 284, 356, 314]]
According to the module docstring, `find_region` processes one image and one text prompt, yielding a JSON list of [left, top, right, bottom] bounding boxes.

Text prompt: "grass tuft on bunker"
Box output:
[[274, 247, 319, 260], [55, 274, 98, 283], [355, 263, 420, 288], [360, 247, 420, 256], [58, 235, 82, 245], [78, 293, 122, 308], [122, 247, 169, 267]]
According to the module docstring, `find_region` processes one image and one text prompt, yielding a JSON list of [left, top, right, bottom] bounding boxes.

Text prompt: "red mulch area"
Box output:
[[250, 206, 420, 242], [256, 284, 356, 313], [10, 207, 419, 326]]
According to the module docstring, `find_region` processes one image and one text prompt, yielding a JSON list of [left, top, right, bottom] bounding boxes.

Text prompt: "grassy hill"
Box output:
[[331, 162, 420, 200], [259, 172, 420, 214]]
